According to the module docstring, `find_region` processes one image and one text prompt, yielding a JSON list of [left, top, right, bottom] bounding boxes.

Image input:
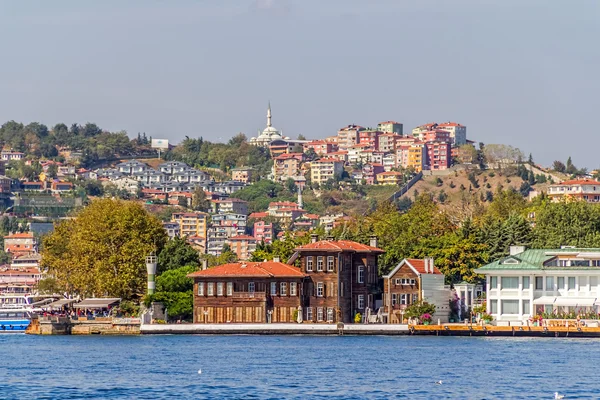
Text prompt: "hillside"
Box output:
[[403, 167, 550, 209]]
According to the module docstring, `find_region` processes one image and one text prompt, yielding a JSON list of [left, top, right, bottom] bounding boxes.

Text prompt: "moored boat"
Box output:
[[0, 308, 31, 332]]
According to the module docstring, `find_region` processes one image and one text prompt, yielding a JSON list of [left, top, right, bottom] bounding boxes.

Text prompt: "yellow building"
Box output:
[[310, 158, 344, 185], [407, 144, 425, 172], [171, 212, 209, 252], [376, 171, 404, 185]]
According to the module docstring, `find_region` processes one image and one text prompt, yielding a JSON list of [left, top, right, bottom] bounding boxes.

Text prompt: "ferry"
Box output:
[[0, 308, 31, 332]]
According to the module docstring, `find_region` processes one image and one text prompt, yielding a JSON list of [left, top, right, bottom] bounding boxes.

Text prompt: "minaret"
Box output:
[[267, 102, 272, 128], [297, 185, 303, 209]]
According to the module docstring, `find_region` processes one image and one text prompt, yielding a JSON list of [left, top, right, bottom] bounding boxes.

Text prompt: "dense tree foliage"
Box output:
[[41, 199, 167, 300], [157, 237, 200, 274], [164, 134, 272, 175]]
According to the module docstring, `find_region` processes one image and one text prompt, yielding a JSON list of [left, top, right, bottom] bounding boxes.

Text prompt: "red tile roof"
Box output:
[[187, 261, 305, 278], [558, 179, 600, 186], [249, 212, 269, 219], [313, 158, 343, 163], [405, 258, 442, 274], [228, 235, 257, 241], [379, 121, 402, 124], [294, 240, 384, 253], [4, 233, 34, 239]]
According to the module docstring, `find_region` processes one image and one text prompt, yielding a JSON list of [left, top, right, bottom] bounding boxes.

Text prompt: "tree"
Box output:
[[552, 160, 566, 173], [191, 187, 210, 212], [36, 277, 64, 294], [297, 134, 306, 140], [47, 163, 58, 179], [83, 180, 104, 196], [156, 265, 196, 293], [41, 199, 167, 301], [178, 196, 189, 208], [157, 237, 200, 274]]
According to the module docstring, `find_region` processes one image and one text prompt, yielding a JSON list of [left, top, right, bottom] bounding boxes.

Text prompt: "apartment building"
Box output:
[[377, 121, 403, 135], [336, 125, 365, 150], [310, 158, 344, 185], [547, 179, 600, 203], [426, 141, 452, 171]]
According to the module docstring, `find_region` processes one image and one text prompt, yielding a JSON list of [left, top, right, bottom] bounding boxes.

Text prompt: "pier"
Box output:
[[141, 323, 410, 335]]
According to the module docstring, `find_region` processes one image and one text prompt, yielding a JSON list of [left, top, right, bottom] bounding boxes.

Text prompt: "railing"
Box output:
[[231, 291, 267, 299]]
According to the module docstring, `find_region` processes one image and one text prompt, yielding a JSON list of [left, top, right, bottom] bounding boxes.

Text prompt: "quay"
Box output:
[[141, 323, 410, 335]]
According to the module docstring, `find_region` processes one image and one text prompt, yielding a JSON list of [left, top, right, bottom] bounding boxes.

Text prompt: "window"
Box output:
[[317, 282, 324, 297], [271, 282, 277, 295], [391, 293, 397, 305], [523, 300, 530, 315], [217, 282, 224, 296], [357, 294, 365, 309], [306, 256, 313, 271], [412, 294, 418, 304], [248, 282, 255, 293], [410, 279, 416, 285], [197, 282, 204, 296], [557, 277, 565, 290], [327, 256, 334, 271], [358, 266, 364, 283], [546, 277, 554, 291], [395, 278, 401, 285], [280, 282, 287, 296], [317, 307, 324, 322], [227, 282, 233, 296], [568, 277, 576, 290], [290, 282, 297, 296], [502, 300, 519, 314], [501, 277, 519, 289], [535, 277, 543, 290], [523, 276, 530, 289], [490, 299, 498, 314], [327, 308, 334, 322], [400, 294, 407, 305], [340, 282, 344, 297], [306, 307, 313, 321], [490, 276, 497, 288], [207, 282, 214, 296], [317, 257, 324, 271]]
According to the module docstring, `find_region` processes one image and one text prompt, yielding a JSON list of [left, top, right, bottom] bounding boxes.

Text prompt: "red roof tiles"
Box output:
[[294, 240, 384, 253], [187, 261, 305, 278], [405, 259, 442, 274], [557, 179, 600, 186]]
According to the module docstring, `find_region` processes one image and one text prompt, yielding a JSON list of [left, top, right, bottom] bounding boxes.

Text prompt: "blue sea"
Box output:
[[0, 334, 598, 399]]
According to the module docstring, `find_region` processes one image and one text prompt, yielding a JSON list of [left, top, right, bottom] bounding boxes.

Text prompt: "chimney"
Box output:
[[429, 257, 435, 273], [509, 245, 525, 256], [202, 259, 208, 270], [326, 235, 335, 241], [273, 257, 280, 263], [369, 235, 378, 248], [311, 234, 318, 243], [423, 258, 429, 273]]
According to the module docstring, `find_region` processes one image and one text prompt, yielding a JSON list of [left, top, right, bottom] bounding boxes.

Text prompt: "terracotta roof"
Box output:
[[379, 121, 402, 125], [305, 214, 320, 219], [377, 171, 403, 176], [228, 235, 257, 241], [187, 261, 305, 278], [437, 122, 464, 127], [4, 233, 34, 239], [557, 179, 600, 186], [274, 153, 304, 160], [276, 207, 306, 212], [405, 258, 442, 275], [294, 240, 384, 253], [214, 198, 247, 203], [249, 212, 269, 219], [0, 267, 41, 275], [269, 201, 298, 207]]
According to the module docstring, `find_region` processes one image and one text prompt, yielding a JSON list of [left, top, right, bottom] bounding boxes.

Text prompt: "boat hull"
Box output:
[[0, 319, 30, 332]]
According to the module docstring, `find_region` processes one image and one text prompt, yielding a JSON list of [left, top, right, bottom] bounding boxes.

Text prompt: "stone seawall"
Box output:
[[141, 323, 410, 335], [28, 317, 141, 335]]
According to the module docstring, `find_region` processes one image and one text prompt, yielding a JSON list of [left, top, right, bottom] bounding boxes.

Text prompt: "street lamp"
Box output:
[[203, 310, 209, 324]]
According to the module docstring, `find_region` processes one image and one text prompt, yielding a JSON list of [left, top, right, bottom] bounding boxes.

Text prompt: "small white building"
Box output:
[[475, 246, 600, 323]]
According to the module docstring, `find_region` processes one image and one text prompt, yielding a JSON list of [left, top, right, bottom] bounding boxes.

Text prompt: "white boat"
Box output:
[[0, 307, 31, 332]]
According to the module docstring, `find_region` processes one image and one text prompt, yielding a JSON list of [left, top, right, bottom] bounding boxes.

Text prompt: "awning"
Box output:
[[533, 296, 556, 305], [45, 299, 77, 309], [554, 297, 597, 307], [73, 298, 121, 309]]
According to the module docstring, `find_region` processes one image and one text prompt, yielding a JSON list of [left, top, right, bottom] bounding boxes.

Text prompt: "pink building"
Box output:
[[358, 130, 382, 150], [253, 220, 274, 244], [426, 141, 452, 170], [424, 130, 451, 143], [303, 140, 338, 155]]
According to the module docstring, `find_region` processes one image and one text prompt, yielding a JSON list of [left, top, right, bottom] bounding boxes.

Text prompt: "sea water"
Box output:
[[0, 334, 598, 399]]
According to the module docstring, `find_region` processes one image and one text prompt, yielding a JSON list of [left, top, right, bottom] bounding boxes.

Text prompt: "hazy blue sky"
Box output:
[[0, 1, 598, 166]]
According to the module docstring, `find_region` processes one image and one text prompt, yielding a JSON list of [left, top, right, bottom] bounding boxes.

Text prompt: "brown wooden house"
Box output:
[[187, 261, 305, 323], [289, 235, 384, 324], [382, 258, 442, 323]]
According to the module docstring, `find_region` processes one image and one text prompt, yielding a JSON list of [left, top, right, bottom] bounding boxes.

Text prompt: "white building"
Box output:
[[437, 122, 467, 146], [475, 246, 600, 323]]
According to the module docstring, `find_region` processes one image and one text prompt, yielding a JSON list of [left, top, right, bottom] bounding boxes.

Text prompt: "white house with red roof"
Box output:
[[382, 258, 451, 323], [548, 179, 600, 203]]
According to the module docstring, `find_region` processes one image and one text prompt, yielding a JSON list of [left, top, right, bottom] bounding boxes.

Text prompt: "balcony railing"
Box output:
[[231, 291, 267, 299]]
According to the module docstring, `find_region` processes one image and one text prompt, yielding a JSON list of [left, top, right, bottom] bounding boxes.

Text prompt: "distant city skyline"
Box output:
[[0, 1, 598, 167]]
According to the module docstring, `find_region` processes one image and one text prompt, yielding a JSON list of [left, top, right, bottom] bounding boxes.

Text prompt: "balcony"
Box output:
[[231, 291, 267, 299]]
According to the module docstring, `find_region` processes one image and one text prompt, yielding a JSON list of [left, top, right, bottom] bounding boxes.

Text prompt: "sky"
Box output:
[[0, 0, 598, 166]]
